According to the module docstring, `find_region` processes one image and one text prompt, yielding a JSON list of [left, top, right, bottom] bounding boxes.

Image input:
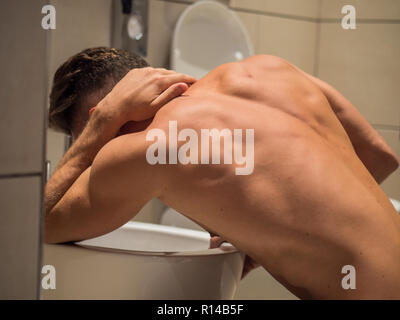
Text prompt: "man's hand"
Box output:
[[209, 234, 260, 279], [93, 67, 197, 138]]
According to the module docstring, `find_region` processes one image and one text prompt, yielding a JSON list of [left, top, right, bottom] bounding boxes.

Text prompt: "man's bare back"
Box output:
[[46, 55, 400, 299]]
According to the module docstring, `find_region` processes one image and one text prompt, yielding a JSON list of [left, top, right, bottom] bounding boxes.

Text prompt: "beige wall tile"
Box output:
[[230, 0, 320, 19], [48, 0, 112, 80], [0, 176, 42, 299], [46, 129, 66, 175], [321, 0, 400, 20], [318, 23, 400, 126], [257, 16, 317, 74], [235, 267, 298, 299], [377, 129, 400, 200], [147, 0, 189, 68], [0, 0, 47, 175], [170, 0, 230, 5], [132, 198, 166, 223], [236, 11, 260, 53]]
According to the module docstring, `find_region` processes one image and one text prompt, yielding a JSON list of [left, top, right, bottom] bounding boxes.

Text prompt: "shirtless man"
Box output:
[[45, 47, 400, 299]]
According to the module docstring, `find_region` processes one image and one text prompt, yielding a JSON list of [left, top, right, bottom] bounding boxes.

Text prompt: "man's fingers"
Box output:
[[209, 235, 226, 249], [154, 68, 176, 75], [151, 82, 189, 109], [154, 68, 196, 80], [156, 73, 197, 91]]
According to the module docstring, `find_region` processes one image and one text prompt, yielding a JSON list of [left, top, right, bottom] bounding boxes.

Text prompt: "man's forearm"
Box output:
[[45, 105, 121, 215]]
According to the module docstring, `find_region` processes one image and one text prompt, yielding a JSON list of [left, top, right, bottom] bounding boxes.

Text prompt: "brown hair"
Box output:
[[48, 47, 149, 135]]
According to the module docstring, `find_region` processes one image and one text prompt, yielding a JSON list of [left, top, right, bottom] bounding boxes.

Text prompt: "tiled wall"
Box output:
[[0, 0, 48, 299], [317, 0, 400, 200]]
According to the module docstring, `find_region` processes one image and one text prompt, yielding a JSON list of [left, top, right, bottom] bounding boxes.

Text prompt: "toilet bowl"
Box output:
[[171, 0, 254, 79], [41, 221, 245, 299]]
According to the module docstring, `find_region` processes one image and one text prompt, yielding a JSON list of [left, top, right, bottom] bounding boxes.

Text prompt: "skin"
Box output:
[[45, 55, 400, 299]]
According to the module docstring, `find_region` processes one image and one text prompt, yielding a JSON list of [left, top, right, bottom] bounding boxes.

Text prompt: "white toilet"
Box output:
[[171, 0, 254, 79], [41, 221, 244, 299]]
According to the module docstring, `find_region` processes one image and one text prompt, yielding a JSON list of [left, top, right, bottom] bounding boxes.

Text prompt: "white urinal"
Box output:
[[171, 0, 254, 79]]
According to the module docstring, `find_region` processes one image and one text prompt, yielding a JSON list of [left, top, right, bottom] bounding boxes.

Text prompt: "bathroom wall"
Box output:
[[0, 0, 48, 299], [316, 0, 400, 200]]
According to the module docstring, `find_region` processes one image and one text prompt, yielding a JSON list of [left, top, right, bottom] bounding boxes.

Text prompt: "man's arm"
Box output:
[[44, 109, 122, 218], [291, 64, 399, 183], [45, 131, 162, 243], [45, 68, 196, 227]]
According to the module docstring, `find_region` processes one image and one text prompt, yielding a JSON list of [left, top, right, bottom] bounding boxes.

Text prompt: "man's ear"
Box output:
[[89, 106, 96, 116]]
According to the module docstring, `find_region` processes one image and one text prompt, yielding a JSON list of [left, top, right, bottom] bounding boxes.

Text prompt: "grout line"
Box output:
[[372, 124, 400, 131], [38, 0, 52, 300], [226, 7, 318, 23], [159, 0, 196, 6], [0, 172, 43, 179], [320, 18, 400, 24]]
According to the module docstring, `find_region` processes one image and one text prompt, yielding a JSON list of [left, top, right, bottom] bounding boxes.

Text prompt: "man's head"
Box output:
[[49, 47, 149, 140]]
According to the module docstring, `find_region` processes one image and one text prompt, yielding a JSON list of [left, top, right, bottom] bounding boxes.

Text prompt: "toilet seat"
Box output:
[[171, 0, 254, 79]]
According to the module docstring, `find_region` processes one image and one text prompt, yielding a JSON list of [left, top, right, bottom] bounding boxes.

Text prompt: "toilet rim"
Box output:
[[74, 242, 241, 257], [73, 221, 242, 257]]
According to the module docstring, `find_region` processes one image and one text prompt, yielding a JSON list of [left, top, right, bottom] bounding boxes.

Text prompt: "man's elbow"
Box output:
[[44, 228, 71, 244], [373, 148, 399, 184], [384, 150, 399, 177], [44, 235, 58, 245]]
